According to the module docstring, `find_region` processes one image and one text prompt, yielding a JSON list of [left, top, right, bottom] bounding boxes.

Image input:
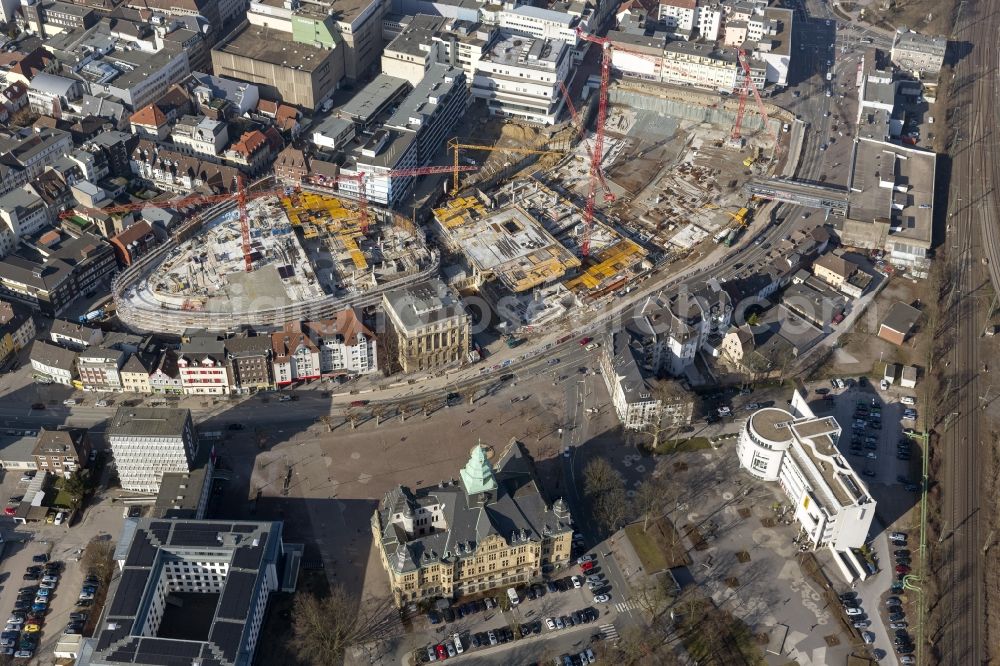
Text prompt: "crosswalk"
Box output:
[[599, 624, 620, 642], [614, 599, 638, 613]]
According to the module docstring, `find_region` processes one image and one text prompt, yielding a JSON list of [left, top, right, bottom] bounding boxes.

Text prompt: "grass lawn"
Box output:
[[624, 516, 691, 573], [652, 437, 711, 455]]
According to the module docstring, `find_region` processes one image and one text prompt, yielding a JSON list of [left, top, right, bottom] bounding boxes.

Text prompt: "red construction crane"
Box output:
[[572, 29, 661, 257], [731, 49, 778, 148], [236, 174, 252, 272], [558, 81, 614, 201]]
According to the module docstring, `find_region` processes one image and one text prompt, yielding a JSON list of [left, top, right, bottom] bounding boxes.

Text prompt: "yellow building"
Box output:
[[381, 279, 471, 373], [372, 440, 574, 606]]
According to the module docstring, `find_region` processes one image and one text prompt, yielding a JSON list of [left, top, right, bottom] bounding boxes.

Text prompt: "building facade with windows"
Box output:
[[382, 279, 470, 373], [77, 347, 127, 392], [32, 427, 89, 478], [737, 392, 876, 556], [372, 440, 573, 606], [177, 338, 230, 395], [106, 407, 198, 494], [304, 309, 378, 376]]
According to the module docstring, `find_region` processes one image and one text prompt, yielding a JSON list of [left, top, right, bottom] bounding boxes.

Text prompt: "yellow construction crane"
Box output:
[[448, 137, 564, 194]]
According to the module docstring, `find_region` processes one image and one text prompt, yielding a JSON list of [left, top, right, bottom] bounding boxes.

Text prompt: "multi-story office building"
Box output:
[[305, 309, 379, 376], [93, 518, 293, 666], [224, 335, 274, 394], [471, 35, 570, 125], [1, 128, 73, 179], [77, 347, 127, 392], [32, 427, 89, 478], [737, 392, 876, 562], [372, 440, 573, 606], [382, 279, 471, 373], [177, 338, 230, 395], [498, 5, 587, 60], [657, 0, 721, 41], [170, 115, 230, 158], [106, 407, 198, 493], [20, 0, 97, 36], [341, 64, 467, 206]]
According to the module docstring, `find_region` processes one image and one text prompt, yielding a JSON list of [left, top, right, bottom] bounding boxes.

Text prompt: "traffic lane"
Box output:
[[448, 622, 598, 666]]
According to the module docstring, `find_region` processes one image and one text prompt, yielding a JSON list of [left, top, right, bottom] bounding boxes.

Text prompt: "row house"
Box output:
[[149, 349, 184, 394], [304, 309, 379, 376], [0, 300, 36, 366], [130, 141, 240, 195], [177, 338, 229, 395], [225, 335, 273, 394], [77, 347, 127, 392], [223, 129, 273, 176], [271, 322, 321, 386], [120, 353, 154, 393]]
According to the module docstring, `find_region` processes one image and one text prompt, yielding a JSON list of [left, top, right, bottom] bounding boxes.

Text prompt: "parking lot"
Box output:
[[407, 555, 620, 666]]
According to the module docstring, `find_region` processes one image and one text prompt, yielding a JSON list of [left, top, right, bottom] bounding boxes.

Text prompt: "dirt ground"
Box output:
[[867, 0, 959, 35], [814, 274, 933, 379]]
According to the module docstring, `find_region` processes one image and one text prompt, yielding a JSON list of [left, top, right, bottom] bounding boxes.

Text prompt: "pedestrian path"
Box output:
[[599, 624, 620, 642]]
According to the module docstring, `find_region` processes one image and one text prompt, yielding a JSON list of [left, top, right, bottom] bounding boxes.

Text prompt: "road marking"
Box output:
[[614, 599, 637, 613], [599, 624, 619, 641]]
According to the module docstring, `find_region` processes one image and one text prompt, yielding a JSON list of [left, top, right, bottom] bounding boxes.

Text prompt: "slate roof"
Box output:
[[376, 441, 572, 574]]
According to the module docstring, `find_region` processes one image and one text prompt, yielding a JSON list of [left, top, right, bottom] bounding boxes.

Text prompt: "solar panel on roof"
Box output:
[[138, 637, 202, 659], [109, 569, 151, 617], [231, 533, 266, 570], [210, 620, 245, 663], [125, 530, 157, 568], [217, 571, 256, 620]]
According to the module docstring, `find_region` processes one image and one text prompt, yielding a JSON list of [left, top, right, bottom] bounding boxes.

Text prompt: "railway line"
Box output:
[[937, 0, 997, 662]]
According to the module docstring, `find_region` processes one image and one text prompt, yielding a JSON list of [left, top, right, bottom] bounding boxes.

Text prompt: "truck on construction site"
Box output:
[[723, 227, 742, 247], [78, 309, 103, 323]]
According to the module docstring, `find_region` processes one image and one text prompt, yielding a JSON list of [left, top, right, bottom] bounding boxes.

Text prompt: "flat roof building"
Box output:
[[891, 28, 947, 76], [106, 407, 198, 494], [738, 392, 876, 566], [382, 278, 470, 373], [211, 24, 346, 110], [90, 518, 294, 666]]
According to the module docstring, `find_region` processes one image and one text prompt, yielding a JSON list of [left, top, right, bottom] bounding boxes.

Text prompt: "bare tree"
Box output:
[[583, 457, 628, 536], [633, 477, 664, 533], [583, 457, 622, 497], [319, 415, 334, 432], [345, 409, 359, 430], [371, 405, 385, 427], [290, 587, 399, 665], [82, 537, 116, 583]]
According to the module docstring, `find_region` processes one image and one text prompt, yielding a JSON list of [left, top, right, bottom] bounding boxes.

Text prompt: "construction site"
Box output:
[[118, 191, 432, 325]]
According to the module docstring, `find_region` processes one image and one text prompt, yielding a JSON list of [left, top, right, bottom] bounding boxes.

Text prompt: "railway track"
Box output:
[[937, 0, 997, 662]]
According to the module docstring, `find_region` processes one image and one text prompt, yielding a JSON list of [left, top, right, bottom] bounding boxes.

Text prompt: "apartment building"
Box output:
[[94, 519, 291, 666], [149, 349, 184, 394], [29, 340, 77, 385], [472, 35, 570, 125], [20, 0, 97, 36], [106, 407, 198, 493], [1, 128, 73, 179], [170, 115, 229, 158], [382, 279, 471, 373], [0, 187, 52, 258], [372, 440, 573, 606], [657, 0, 721, 41], [224, 335, 274, 393], [0, 300, 35, 366], [120, 353, 153, 393], [271, 322, 321, 386], [26, 72, 82, 117], [49, 319, 103, 350], [381, 14, 446, 85], [177, 338, 230, 395], [600, 331, 662, 431], [304, 309, 379, 376], [32, 427, 89, 478], [77, 347, 127, 392], [737, 393, 876, 576]]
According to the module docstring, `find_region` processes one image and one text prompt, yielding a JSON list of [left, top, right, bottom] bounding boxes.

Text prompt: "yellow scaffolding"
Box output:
[[566, 240, 646, 291]]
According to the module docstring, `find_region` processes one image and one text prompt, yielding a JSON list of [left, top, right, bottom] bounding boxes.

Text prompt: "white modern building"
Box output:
[[0, 187, 52, 255], [106, 407, 198, 494], [29, 340, 78, 385], [305, 310, 379, 376], [657, 0, 722, 41], [177, 338, 230, 395], [170, 115, 230, 158], [737, 392, 876, 570], [93, 519, 295, 666], [472, 35, 570, 124], [498, 5, 587, 60]]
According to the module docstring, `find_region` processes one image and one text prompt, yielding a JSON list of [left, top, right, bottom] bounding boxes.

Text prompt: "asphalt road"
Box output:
[[937, 0, 997, 662]]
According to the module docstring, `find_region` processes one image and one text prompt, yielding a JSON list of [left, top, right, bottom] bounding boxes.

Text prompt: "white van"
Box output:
[[506, 587, 519, 606], [901, 396, 916, 406]]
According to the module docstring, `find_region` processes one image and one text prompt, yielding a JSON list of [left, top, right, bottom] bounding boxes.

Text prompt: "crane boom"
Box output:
[[559, 81, 614, 199], [448, 137, 563, 194]]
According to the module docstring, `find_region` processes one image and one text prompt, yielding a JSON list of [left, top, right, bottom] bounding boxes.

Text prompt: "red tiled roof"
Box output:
[[130, 103, 167, 127], [231, 129, 268, 157], [256, 99, 279, 116], [112, 220, 153, 246]]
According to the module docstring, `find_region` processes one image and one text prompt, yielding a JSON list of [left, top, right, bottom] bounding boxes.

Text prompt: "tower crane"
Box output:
[[60, 176, 292, 272], [731, 49, 778, 149], [306, 164, 477, 229], [572, 28, 660, 257], [448, 138, 563, 194], [558, 81, 613, 201]]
